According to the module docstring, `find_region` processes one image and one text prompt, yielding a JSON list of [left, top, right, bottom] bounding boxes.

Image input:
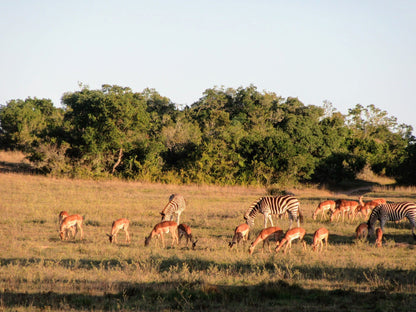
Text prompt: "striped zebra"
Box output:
[[160, 194, 186, 225], [244, 195, 303, 229], [367, 202, 416, 240]]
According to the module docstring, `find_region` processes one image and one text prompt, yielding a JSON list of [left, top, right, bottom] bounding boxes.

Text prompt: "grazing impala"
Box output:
[[375, 228, 383, 247], [248, 226, 283, 255], [330, 200, 359, 222], [355, 222, 368, 240], [107, 218, 130, 244], [145, 221, 178, 248], [275, 227, 307, 254], [178, 223, 197, 249], [59, 214, 83, 241], [312, 200, 336, 221], [229, 223, 250, 249], [58, 211, 75, 240], [312, 228, 329, 252], [354, 196, 387, 220], [58, 211, 69, 224]]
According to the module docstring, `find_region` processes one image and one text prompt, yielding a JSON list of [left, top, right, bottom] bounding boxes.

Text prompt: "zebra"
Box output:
[[367, 202, 416, 240], [160, 194, 186, 225], [244, 195, 303, 229]]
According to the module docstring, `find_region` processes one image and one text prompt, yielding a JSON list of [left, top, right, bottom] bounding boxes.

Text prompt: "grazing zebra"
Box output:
[[367, 202, 416, 240], [160, 194, 186, 225], [244, 195, 303, 229]]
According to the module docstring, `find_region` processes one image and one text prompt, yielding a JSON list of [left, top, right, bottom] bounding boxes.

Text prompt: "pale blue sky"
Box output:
[[1, 1, 415, 131]]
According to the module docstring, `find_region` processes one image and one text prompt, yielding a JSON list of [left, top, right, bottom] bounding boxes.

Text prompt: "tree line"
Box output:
[[1, 84, 415, 186]]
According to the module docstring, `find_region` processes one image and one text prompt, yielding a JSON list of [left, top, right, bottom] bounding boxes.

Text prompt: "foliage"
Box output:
[[394, 142, 416, 185], [0, 98, 64, 150], [1, 85, 415, 185]]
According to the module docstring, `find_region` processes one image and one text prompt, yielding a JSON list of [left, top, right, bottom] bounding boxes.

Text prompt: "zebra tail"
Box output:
[[298, 210, 304, 223]]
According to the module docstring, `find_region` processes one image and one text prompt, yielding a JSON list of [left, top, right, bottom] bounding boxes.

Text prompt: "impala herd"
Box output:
[[58, 194, 390, 255]]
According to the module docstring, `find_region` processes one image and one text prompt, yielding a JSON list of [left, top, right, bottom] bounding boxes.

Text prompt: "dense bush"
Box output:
[[1, 84, 415, 185]]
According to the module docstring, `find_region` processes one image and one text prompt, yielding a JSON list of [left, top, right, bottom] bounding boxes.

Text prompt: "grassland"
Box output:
[[0, 152, 416, 311]]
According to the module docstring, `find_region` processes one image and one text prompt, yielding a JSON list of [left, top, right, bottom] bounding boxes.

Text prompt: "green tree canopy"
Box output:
[[62, 85, 150, 174], [1, 85, 415, 185], [0, 98, 64, 150]]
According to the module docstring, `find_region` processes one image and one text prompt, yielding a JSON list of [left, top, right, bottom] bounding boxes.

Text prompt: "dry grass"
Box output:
[[356, 165, 396, 186], [1, 155, 416, 310]]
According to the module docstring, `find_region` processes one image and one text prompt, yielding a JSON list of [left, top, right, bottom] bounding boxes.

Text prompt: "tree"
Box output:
[[346, 104, 410, 178], [395, 142, 416, 184], [62, 85, 150, 174], [0, 98, 64, 150]]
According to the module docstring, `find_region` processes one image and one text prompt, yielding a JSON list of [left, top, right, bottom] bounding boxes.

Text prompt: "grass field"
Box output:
[[1, 153, 416, 311]]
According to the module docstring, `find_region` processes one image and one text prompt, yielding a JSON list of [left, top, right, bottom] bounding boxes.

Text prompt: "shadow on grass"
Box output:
[[1, 253, 416, 288], [1, 280, 415, 311], [0, 160, 36, 174]]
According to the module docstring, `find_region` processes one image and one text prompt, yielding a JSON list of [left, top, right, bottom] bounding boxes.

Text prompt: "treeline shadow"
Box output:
[[1, 279, 415, 311], [323, 179, 378, 195], [0, 159, 37, 174]]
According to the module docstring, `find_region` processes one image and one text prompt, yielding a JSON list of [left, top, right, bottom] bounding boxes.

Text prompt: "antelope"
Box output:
[[58, 211, 75, 240], [375, 228, 383, 247], [312, 200, 336, 221], [178, 223, 197, 249], [354, 196, 387, 220], [229, 223, 250, 249], [107, 218, 130, 244], [59, 214, 83, 241], [312, 228, 329, 252], [248, 226, 283, 255], [275, 227, 307, 254], [59, 211, 69, 224], [144, 221, 178, 248], [355, 222, 368, 240], [330, 200, 359, 222]]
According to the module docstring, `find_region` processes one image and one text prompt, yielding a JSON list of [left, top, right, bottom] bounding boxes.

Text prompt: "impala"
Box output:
[[58, 211, 76, 240], [354, 196, 387, 220], [248, 226, 283, 255], [330, 200, 358, 222], [145, 221, 178, 248], [312, 200, 336, 221], [58, 211, 69, 224], [229, 223, 250, 249], [355, 222, 368, 240], [59, 214, 83, 241], [178, 223, 197, 249], [312, 228, 329, 252], [275, 227, 307, 254], [375, 228, 383, 247], [107, 218, 130, 244], [372, 198, 387, 205]]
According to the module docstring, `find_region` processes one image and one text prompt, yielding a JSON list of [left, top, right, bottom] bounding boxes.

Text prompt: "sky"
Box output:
[[1, 0, 415, 131]]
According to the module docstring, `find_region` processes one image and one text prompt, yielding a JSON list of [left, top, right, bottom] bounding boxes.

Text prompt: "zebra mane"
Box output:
[[161, 195, 178, 215], [244, 197, 264, 221], [160, 200, 173, 215]]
